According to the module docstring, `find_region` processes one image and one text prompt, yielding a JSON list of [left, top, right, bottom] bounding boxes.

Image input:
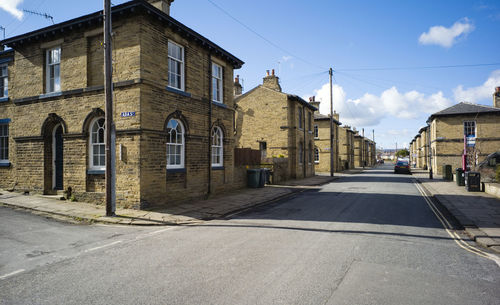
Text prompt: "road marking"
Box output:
[[414, 181, 500, 267], [0, 269, 25, 280], [84, 240, 123, 253]]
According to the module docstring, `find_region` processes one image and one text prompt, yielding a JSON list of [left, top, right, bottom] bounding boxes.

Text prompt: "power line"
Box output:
[[206, 0, 327, 71], [336, 62, 500, 72]]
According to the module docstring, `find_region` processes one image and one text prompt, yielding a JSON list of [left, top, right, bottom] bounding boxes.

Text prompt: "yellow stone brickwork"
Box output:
[[235, 74, 315, 179], [429, 113, 500, 175], [0, 3, 243, 208]]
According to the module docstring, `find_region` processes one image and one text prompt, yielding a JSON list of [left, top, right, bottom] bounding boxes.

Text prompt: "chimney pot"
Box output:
[[272, 69, 275, 76], [266, 70, 270, 76], [494, 86, 500, 108]]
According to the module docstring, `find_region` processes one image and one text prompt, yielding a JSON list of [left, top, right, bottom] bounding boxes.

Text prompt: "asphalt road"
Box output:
[[1, 164, 499, 305]]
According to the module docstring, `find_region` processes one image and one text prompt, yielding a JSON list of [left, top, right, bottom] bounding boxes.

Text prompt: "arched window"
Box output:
[[211, 127, 223, 167], [89, 117, 105, 170], [314, 147, 319, 163], [166, 119, 185, 169]]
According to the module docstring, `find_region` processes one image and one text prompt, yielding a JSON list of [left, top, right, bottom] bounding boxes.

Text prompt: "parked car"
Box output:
[[394, 160, 411, 174]]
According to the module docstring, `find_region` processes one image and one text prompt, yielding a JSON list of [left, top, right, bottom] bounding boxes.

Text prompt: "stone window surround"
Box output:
[[167, 40, 185, 91], [166, 118, 185, 169], [211, 126, 223, 167], [211, 62, 223, 104], [0, 118, 10, 166], [463, 120, 476, 137], [45, 46, 62, 94], [0, 63, 8, 99], [89, 117, 106, 171], [298, 107, 303, 130]]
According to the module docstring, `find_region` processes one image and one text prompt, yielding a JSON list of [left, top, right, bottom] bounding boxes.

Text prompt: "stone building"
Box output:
[[0, 0, 244, 208], [354, 132, 363, 167], [417, 126, 429, 169], [338, 126, 355, 170], [308, 97, 341, 173], [235, 70, 316, 179], [427, 89, 500, 175]]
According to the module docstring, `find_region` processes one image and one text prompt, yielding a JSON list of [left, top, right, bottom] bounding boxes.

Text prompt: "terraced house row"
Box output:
[[410, 87, 500, 176]]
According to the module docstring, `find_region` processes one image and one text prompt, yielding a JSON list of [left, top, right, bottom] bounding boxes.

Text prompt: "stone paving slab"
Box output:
[[0, 175, 337, 226], [412, 169, 500, 253]]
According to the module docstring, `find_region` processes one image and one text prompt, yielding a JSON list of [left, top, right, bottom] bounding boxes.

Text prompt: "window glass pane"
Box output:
[[99, 155, 105, 166]]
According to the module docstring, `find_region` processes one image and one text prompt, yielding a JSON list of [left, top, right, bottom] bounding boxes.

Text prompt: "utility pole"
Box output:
[[104, 0, 116, 216], [329, 68, 334, 177], [362, 128, 365, 168]]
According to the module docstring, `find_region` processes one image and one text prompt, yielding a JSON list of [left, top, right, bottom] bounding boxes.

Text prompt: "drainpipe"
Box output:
[[303, 106, 306, 178], [207, 56, 212, 196]]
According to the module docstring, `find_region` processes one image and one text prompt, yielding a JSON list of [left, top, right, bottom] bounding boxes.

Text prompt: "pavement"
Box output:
[[413, 168, 500, 253], [0, 175, 340, 226]]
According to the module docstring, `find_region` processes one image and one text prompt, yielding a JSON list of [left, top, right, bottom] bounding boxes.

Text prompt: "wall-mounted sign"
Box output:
[[121, 111, 136, 117]]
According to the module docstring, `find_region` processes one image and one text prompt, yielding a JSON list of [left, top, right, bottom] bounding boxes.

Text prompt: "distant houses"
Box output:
[[410, 88, 500, 176]]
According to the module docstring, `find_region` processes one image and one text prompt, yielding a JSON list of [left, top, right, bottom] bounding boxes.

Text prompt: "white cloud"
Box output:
[[306, 84, 452, 127], [419, 18, 474, 48], [453, 70, 500, 103], [0, 0, 23, 20]]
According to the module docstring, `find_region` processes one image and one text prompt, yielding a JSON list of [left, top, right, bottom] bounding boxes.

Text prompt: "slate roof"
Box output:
[[427, 102, 500, 123], [314, 113, 341, 125], [0, 0, 244, 68], [234, 86, 317, 111]]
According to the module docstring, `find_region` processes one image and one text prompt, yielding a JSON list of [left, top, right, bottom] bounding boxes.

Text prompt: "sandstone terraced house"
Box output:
[[308, 97, 341, 173], [235, 70, 316, 179], [426, 88, 500, 175], [0, 0, 244, 208]]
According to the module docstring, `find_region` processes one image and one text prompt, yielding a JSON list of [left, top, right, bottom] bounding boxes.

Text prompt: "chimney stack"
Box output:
[[494, 86, 500, 108], [262, 69, 282, 92], [234, 75, 242, 97], [309, 96, 320, 113], [333, 110, 339, 122], [146, 0, 175, 15]]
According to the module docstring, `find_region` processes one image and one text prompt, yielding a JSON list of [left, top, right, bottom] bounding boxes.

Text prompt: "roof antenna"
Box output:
[[22, 9, 55, 24]]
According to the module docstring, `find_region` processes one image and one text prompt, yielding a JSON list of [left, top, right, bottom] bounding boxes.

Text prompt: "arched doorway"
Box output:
[[42, 114, 66, 194], [52, 124, 64, 190]]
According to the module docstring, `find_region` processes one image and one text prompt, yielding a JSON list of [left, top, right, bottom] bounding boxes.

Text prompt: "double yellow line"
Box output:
[[414, 180, 500, 266]]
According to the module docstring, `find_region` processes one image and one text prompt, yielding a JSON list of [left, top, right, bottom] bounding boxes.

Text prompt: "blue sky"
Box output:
[[1, 0, 500, 150]]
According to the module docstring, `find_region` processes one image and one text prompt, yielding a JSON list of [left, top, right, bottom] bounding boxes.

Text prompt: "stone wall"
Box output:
[[0, 9, 242, 209], [430, 114, 500, 175]]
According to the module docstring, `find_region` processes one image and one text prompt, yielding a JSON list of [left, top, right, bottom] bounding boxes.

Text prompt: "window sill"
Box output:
[[40, 91, 63, 99], [212, 101, 227, 108], [87, 169, 105, 175], [314, 137, 319, 140], [0, 97, 8, 103], [314, 161, 320, 164], [0, 161, 11, 167], [212, 166, 224, 170], [167, 168, 186, 173], [166, 86, 191, 97]]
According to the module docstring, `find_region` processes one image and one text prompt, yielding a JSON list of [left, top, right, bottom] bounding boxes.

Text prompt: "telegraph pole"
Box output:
[[329, 68, 334, 177], [104, 0, 116, 216]]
